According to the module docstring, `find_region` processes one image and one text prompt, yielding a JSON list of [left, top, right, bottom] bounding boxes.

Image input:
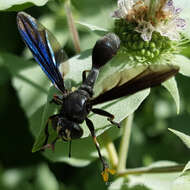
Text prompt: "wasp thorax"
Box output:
[[114, 19, 178, 62], [92, 33, 120, 68]]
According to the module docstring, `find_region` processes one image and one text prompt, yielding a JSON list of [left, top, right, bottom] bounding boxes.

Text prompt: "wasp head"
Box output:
[[57, 118, 83, 141]]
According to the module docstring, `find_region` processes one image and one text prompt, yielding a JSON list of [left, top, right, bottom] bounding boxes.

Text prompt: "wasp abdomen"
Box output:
[[92, 33, 120, 68]]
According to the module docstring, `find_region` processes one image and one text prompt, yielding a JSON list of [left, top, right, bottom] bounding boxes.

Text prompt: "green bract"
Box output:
[[114, 19, 179, 62]]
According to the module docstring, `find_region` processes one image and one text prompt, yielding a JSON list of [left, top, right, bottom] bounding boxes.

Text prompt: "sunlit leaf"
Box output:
[[76, 21, 108, 36], [162, 77, 180, 114], [172, 161, 190, 190], [36, 164, 59, 190], [169, 128, 190, 149], [73, 0, 115, 29], [1, 164, 58, 190], [110, 161, 180, 190], [174, 55, 190, 77], [74, 1, 115, 50], [109, 178, 150, 190], [0, 0, 48, 11], [3, 2, 33, 11], [0, 53, 49, 117], [128, 162, 179, 190], [108, 178, 125, 190]]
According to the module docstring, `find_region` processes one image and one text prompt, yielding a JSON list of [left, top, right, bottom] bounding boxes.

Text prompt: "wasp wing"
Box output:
[[91, 64, 179, 105], [17, 12, 67, 93]]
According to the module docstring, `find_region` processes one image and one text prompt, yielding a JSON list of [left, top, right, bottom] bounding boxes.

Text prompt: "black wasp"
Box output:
[[17, 11, 120, 181], [17, 12, 179, 181]]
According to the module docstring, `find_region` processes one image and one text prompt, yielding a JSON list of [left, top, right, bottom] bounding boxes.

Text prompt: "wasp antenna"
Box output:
[[92, 33, 120, 68], [69, 140, 72, 158]]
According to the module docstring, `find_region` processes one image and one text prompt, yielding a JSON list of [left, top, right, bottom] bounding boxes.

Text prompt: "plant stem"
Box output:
[[105, 141, 118, 169], [102, 132, 118, 169], [65, 0, 81, 53], [117, 164, 185, 177], [117, 114, 134, 172]]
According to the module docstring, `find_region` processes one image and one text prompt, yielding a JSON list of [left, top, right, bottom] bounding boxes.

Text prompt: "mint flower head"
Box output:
[[112, 0, 187, 61], [113, 0, 186, 41]]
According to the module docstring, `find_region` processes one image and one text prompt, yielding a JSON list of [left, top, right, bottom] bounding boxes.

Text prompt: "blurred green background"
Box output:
[[0, 0, 190, 189]]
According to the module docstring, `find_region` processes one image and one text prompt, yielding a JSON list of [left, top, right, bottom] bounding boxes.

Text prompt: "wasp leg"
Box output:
[[82, 70, 90, 82], [85, 118, 108, 170], [41, 114, 59, 151], [41, 137, 59, 152], [92, 108, 120, 128], [85, 117, 115, 182], [49, 94, 63, 105]]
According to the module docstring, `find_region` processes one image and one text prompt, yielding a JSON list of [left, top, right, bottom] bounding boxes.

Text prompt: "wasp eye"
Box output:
[[92, 33, 120, 68]]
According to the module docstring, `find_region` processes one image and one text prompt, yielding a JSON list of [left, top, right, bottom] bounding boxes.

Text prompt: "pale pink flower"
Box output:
[[113, 0, 186, 41]]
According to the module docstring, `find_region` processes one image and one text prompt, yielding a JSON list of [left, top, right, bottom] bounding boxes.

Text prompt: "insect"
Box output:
[[17, 12, 179, 182]]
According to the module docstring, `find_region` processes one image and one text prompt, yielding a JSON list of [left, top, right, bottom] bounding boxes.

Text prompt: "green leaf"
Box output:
[[162, 77, 180, 114], [0, 52, 35, 72], [108, 178, 125, 190], [110, 161, 180, 190], [35, 164, 59, 190], [73, 0, 115, 29], [76, 21, 108, 36], [109, 178, 150, 190], [74, 1, 115, 49], [174, 55, 190, 77], [31, 87, 61, 152], [1, 164, 59, 190], [128, 161, 180, 190], [0, 0, 48, 11], [2, 2, 33, 11], [64, 49, 92, 83], [169, 128, 190, 148], [172, 162, 190, 190], [0, 53, 51, 153], [0, 53, 49, 117], [12, 64, 49, 117]]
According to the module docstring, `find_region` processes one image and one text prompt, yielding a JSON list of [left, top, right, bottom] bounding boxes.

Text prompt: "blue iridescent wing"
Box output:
[[17, 12, 67, 93]]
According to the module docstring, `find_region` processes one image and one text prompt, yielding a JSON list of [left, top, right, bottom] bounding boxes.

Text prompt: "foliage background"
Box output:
[[0, 0, 190, 189]]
